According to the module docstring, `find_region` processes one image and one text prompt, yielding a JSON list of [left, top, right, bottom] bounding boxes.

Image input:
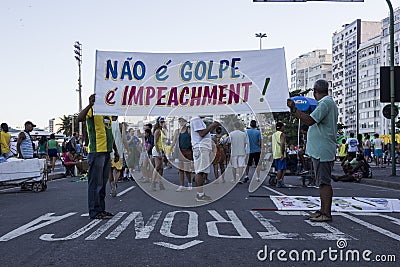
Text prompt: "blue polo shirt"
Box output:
[[245, 128, 261, 153], [306, 95, 338, 162]]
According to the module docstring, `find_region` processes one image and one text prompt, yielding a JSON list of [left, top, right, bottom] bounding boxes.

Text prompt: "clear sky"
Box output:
[[1, 0, 392, 128]]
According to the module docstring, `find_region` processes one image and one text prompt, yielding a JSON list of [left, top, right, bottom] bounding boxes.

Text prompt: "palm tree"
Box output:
[[57, 115, 79, 137]]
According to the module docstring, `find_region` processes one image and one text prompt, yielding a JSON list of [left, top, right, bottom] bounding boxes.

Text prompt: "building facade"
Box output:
[[332, 20, 381, 134], [290, 49, 332, 96], [357, 35, 383, 135]]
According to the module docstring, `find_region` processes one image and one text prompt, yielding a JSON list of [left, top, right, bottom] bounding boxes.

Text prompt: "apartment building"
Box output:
[[358, 35, 383, 135], [49, 117, 64, 134], [290, 49, 332, 96], [332, 20, 381, 134]]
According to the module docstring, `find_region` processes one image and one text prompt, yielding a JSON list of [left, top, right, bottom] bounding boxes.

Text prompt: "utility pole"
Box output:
[[386, 0, 396, 176], [74, 41, 83, 136]]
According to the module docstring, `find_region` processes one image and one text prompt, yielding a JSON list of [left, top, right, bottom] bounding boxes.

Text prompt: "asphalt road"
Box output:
[[1, 163, 399, 267]]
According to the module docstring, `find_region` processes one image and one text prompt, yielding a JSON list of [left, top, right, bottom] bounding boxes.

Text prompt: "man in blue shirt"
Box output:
[[241, 120, 262, 183], [287, 79, 338, 222]]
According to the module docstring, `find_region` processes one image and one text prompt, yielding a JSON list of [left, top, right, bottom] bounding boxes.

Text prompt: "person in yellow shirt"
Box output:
[[77, 94, 119, 220], [151, 117, 167, 191], [339, 139, 347, 162], [164, 140, 173, 169], [272, 122, 287, 188], [0, 123, 11, 159]]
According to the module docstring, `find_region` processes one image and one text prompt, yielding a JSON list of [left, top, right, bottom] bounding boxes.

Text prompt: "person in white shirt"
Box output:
[[190, 116, 220, 202], [345, 132, 358, 160], [373, 133, 384, 168], [229, 121, 248, 183]]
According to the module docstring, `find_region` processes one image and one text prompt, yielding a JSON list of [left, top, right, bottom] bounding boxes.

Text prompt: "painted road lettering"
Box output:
[[1, 210, 399, 246], [0, 213, 76, 242]]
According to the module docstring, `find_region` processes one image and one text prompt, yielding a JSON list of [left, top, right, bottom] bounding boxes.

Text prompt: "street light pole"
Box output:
[[255, 33, 267, 50], [74, 41, 83, 136], [386, 0, 396, 176]]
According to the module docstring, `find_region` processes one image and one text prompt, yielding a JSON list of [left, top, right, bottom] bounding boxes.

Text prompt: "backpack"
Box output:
[[66, 140, 73, 152]]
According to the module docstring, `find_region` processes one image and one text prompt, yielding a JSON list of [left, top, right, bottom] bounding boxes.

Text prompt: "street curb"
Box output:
[[48, 172, 66, 181], [360, 178, 400, 190]]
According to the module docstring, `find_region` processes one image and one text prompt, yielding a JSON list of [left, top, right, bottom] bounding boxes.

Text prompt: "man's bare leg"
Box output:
[[320, 184, 333, 216]]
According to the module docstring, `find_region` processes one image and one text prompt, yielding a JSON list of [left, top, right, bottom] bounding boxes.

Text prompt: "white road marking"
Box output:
[[304, 220, 355, 241], [262, 185, 286, 196], [354, 213, 400, 226], [207, 210, 252, 239], [250, 211, 300, 239], [85, 212, 127, 240], [0, 213, 76, 242], [338, 212, 400, 241], [154, 240, 203, 250], [40, 219, 102, 241], [106, 212, 140, 240], [160, 211, 198, 238], [117, 186, 135, 196], [107, 211, 163, 240]]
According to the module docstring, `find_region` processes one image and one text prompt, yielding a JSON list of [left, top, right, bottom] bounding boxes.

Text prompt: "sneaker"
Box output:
[[187, 183, 193, 191], [195, 194, 212, 202], [111, 182, 117, 197], [231, 178, 236, 183], [309, 213, 332, 222], [91, 211, 114, 220], [256, 177, 260, 182], [239, 177, 249, 184], [276, 180, 287, 188], [305, 210, 322, 219], [176, 185, 185, 192]]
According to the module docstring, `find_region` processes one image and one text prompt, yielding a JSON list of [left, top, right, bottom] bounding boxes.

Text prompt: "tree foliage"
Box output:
[[56, 114, 82, 137]]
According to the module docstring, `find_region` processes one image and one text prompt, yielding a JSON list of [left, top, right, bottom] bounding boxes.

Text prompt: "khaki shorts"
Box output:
[[311, 158, 334, 186], [111, 158, 123, 170], [230, 155, 246, 168], [193, 147, 211, 174]]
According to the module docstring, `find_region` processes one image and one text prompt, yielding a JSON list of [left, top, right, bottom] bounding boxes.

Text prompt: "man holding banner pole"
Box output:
[[287, 79, 338, 222]]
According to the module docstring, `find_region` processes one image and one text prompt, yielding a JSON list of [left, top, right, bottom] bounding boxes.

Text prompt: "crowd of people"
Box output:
[[1, 79, 393, 224], [336, 131, 397, 183]]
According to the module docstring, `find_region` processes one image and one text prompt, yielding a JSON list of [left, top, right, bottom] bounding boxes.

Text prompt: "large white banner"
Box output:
[[93, 49, 289, 116]]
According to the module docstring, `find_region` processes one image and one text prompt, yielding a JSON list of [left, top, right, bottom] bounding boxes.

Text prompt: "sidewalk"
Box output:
[[333, 161, 400, 190], [47, 161, 79, 181]]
